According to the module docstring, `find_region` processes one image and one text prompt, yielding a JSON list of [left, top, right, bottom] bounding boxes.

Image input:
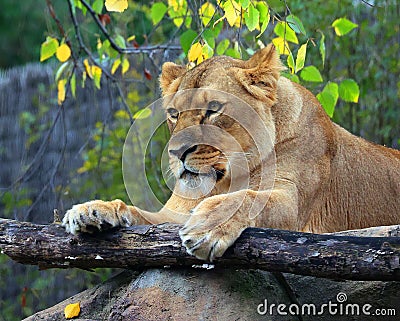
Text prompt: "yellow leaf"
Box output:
[[111, 58, 121, 74], [197, 53, 204, 64], [115, 109, 130, 119], [272, 37, 290, 55], [97, 38, 102, 50], [91, 65, 102, 89], [77, 165, 88, 174], [83, 59, 92, 78], [223, 0, 238, 27], [188, 42, 202, 62], [199, 2, 215, 26], [57, 79, 67, 105], [105, 0, 128, 12], [168, 0, 181, 11], [121, 58, 130, 74], [64, 302, 80, 319], [56, 44, 71, 63]]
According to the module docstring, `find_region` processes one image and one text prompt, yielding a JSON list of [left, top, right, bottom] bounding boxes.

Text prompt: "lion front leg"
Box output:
[[62, 199, 150, 235]]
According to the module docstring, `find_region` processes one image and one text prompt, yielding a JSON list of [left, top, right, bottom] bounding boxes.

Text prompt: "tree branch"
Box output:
[[78, 0, 181, 55], [0, 218, 399, 281]]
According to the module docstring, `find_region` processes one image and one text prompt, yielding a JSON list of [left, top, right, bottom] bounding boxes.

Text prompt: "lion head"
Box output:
[[159, 45, 283, 200]]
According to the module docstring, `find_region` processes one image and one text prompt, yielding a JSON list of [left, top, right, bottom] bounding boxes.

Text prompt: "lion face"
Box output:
[[160, 45, 283, 199], [165, 89, 250, 198]]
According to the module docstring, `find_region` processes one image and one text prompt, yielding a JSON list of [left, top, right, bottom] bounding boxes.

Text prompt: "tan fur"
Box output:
[[63, 44, 400, 261]]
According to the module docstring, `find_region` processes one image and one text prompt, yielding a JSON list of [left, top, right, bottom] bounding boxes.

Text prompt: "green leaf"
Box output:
[[114, 35, 126, 49], [216, 39, 230, 55], [102, 39, 118, 59], [325, 82, 339, 101], [300, 65, 323, 82], [256, 2, 269, 37], [282, 72, 300, 83], [225, 47, 241, 59], [332, 18, 358, 36], [40, 37, 59, 62], [317, 91, 335, 117], [319, 32, 326, 67], [240, 0, 250, 9], [202, 43, 214, 59], [133, 107, 152, 119], [74, 0, 87, 15], [244, 4, 259, 32], [151, 2, 168, 25], [317, 81, 338, 117], [92, 0, 104, 14], [287, 51, 295, 73], [339, 79, 360, 103], [256, 2, 269, 21], [212, 20, 223, 37], [286, 15, 306, 35], [70, 73, 76, 98], [55, 61, 70, 82], [202, 29, 215, 49], [180, 29, 197, 55], [274, 22, 298, 44], [295, 43, 307, 73]]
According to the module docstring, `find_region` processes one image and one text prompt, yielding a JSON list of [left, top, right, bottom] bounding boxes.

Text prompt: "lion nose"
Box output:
[[169, 145, 197, 161]]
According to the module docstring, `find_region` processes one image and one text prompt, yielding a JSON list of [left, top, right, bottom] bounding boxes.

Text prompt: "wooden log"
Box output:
[[0, 218, 399, 281]]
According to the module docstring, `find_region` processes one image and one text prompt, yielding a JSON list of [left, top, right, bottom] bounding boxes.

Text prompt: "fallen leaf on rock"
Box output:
[[64, 302, 80, 319]]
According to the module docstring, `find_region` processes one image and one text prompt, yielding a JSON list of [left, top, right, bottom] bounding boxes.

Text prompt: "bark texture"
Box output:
[[1, 218, 400, 281]]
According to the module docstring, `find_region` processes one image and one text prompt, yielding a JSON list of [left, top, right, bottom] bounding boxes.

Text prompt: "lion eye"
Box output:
[[167, 108, 179, 120], [206, 101, 223, 116]]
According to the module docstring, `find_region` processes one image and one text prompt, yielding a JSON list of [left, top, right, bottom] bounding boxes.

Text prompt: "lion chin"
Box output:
[[174, 158, 228, 199], [62, 43, 400, 262]]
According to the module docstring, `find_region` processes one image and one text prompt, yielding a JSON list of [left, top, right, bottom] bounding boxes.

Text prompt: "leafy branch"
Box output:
[[40, 0, 361, 118]]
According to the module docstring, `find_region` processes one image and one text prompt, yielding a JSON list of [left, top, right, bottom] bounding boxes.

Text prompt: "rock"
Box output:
[[24, 269, 400, 321]]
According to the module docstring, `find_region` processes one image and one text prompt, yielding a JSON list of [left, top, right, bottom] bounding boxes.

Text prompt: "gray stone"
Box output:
[[24, 269, 400, 321]]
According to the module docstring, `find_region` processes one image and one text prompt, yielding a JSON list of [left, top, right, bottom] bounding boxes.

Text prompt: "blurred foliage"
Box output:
[[288, 0, 399, 146], [0, 1, 68, 68], [0, 0, 398, 320], [0, 253, 114, 320]]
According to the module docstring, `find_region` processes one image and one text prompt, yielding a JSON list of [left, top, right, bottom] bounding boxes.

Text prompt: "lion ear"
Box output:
[[234, 44, 284, 104], [159, 62, 186, 96]]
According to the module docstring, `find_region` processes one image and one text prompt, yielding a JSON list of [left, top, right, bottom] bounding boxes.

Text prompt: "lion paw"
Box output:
[[178, 194, 251, 261], [62, 200, 122, 235], [179, 225, 237, 262]]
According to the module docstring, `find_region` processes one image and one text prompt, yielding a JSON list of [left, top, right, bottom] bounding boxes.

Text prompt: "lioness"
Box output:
[[63, 44, 400, 261]]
